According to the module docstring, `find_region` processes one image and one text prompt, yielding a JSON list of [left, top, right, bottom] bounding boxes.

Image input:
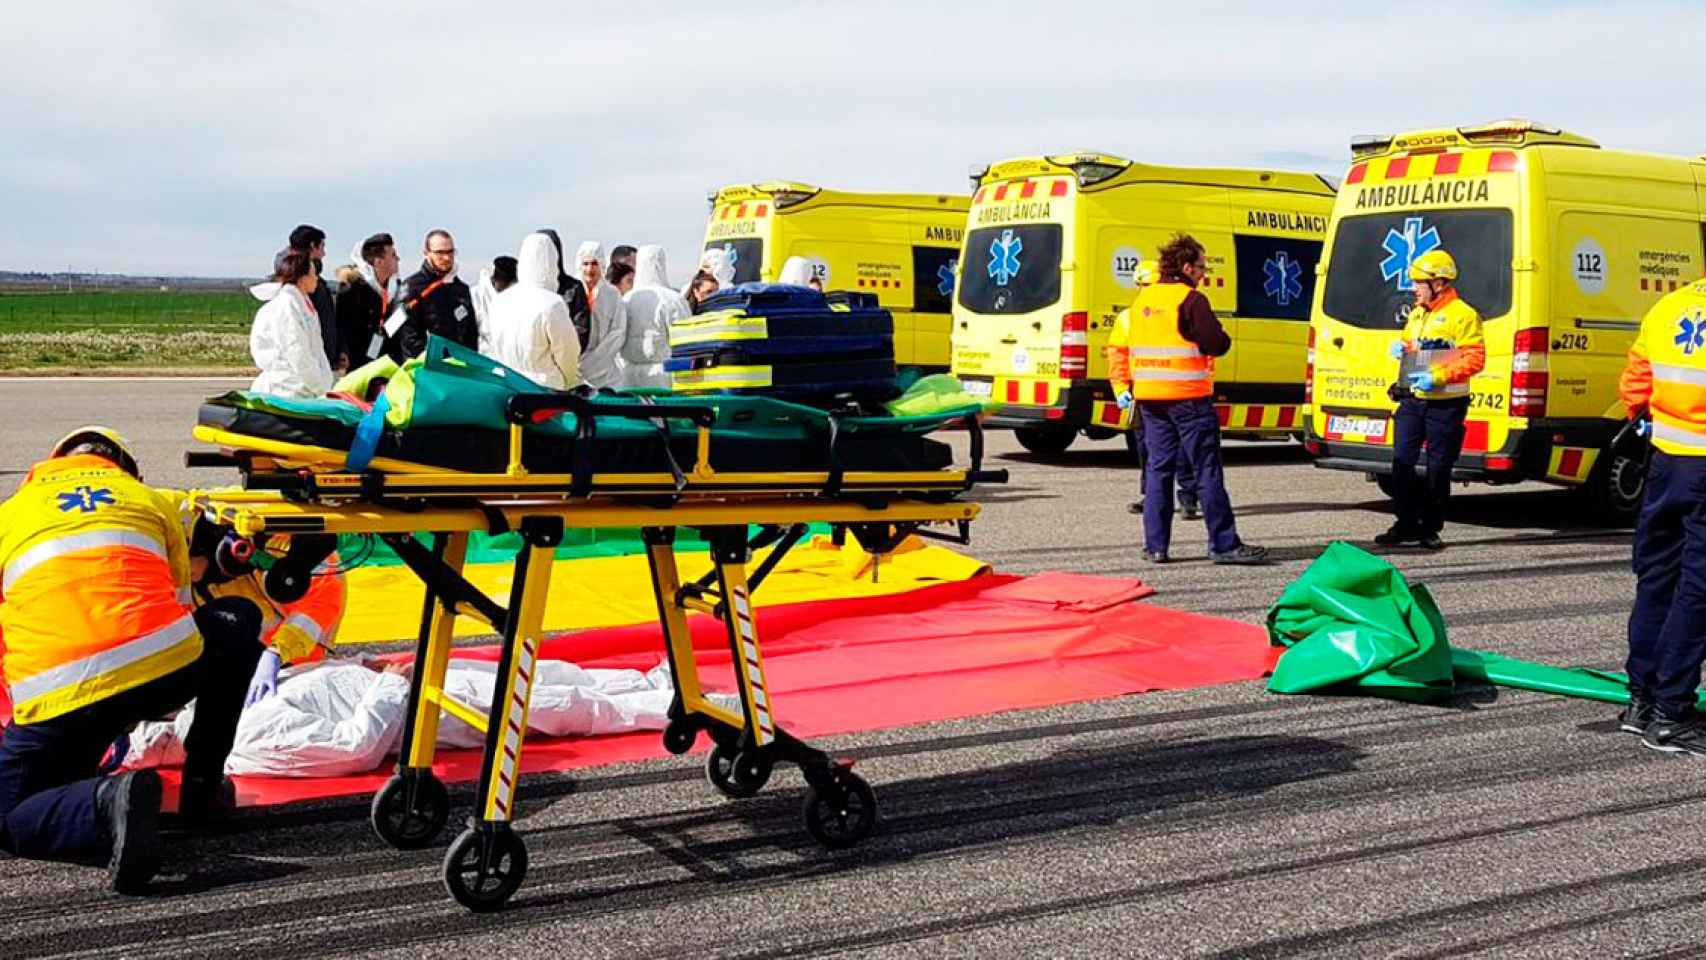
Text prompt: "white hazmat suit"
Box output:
[[577, 240, 628, 389], [249, 281, 335, 398], [778, 256, 813, 286], [619, 245, 691, 389], [123, 658, 694, 778], [486, 233, 581, 389]]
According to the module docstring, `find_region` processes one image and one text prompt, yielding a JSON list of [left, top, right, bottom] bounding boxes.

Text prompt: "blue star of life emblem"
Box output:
[[937, 260, 958, 297], [1263, 251, 1304, 306], [1677, 308, 1706, 356], [56, 485, 115, 514], [987, 230, 1023, 287], [1379, 216, 1441, 292]]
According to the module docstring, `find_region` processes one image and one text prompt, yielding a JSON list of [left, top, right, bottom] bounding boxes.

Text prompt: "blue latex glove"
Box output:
[[1388, 340, 1407, 360], [245, 649, 280, 707], [1407, 370, 1436, 393], [1115, 390, 1134, 410]]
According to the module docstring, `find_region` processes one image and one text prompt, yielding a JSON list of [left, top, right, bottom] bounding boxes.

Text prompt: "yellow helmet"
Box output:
[[51, 425, 141, 479], [1408, 249, 1458, 282]]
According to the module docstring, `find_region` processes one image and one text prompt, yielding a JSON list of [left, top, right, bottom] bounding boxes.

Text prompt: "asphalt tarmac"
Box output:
[[2, 379, 1694, 959]]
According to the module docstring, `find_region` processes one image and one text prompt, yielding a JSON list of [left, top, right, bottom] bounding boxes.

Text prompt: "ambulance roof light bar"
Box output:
[[1350, 135, 1394, 159], [753, 181, 822, 210], [1049, 151, 1131, 188]]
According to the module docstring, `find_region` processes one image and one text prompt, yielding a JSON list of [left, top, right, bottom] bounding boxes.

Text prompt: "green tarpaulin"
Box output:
[[1265, 541, 1658, 707]]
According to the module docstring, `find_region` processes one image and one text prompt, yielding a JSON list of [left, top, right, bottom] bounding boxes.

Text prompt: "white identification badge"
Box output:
[[382, 307, 409, 338], [368, 333, 385, 357], [454, 305, 469, 321]]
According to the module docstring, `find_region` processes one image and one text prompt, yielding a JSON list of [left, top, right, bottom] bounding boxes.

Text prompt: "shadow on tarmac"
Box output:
[[997, 442, 1309, 471]]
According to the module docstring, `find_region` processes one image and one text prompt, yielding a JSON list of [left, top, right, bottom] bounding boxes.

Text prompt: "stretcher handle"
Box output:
[[505, 394, 717, 428]]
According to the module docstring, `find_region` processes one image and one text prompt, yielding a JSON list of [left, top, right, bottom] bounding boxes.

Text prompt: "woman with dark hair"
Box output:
[[249, 248, 334, 398], [684, 269, 720, 313]]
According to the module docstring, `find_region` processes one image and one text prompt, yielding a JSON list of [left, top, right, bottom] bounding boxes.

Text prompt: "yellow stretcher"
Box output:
[[188, 392, 1002, 912]]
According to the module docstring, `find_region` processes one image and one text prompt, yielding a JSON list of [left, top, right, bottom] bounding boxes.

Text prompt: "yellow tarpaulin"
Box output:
[[334, 535, 989, 644]]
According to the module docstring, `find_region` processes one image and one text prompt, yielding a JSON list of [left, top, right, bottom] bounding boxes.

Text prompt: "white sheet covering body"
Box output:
[[125, 658, 681, 778]]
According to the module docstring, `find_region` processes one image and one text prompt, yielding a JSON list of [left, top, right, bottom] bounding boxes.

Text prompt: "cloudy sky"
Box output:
[[2, 0, 1702, 283]]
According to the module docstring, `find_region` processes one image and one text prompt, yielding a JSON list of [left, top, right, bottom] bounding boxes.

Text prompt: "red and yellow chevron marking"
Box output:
[[1546, 445, 1599, 484], [1215, 403, 1302, 433], [714, 201, 772, 221], [491, 637, 538, 820], [1345, 149, 1518, 185], [1641, 277, 1685, 293], [730, 586, 774, 747], [996, 377, 1063, 407], [1092, 401, 1303, 434], [973, 177, 1073, 205]]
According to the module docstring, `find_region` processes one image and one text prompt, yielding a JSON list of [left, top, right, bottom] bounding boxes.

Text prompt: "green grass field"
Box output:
[[0, 289, 256, 370]]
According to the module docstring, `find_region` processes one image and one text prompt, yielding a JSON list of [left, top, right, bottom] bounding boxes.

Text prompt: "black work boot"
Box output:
[[1619, 696, 1656, 736], [176, 774, 237, 830], [1374, 524, 1422, 546], [97, 770, 162, 894], [1212, 543, 1271, 566], [1644, 712, 1706, 757]]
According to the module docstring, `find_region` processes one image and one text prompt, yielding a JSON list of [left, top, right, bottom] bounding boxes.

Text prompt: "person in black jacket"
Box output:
[[335, 233, 400, 369], [289, 224, 341, 369], [537, 228, 592, 350], [387, 229, 479, 361]]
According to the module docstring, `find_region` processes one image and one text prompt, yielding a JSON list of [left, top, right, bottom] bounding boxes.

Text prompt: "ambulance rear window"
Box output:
[[957, 224, 1063, 315], [1322, 209, 1513, 329], [704, 239, 763, 285]]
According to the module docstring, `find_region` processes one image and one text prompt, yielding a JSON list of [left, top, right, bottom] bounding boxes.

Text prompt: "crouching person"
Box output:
[[0, 428, 263, 893]]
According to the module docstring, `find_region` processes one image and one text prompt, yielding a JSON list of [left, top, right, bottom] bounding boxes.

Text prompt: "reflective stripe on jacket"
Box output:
[[1106, 282, 1212, 401], [0, 455, 200, 724], [1400, 288, 1485, 399], [1624, 279, 1706, 456], [203, 565, 345, 664]]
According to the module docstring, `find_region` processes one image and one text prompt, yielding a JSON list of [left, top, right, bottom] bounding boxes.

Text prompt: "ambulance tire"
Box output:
[[1014, 425, 1077, 456], [1586, 452, 1645, 526], [803, 771, 877, 850], [1374, 472, 1402, 501], [443, 826, 527, 913], [370, 771, 450, 850]]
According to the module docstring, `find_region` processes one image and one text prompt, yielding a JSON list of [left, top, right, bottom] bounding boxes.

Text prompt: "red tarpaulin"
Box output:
[[148, 572, 1275, 808]]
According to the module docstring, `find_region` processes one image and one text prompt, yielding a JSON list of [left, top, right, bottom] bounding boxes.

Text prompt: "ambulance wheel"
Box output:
[[803, 771, 877, 849], [662, 721, 697, 755], [443, 826, 527, 913], [1588, 452, 1645, 525], [1014, 425, 1076, 456], [370, 771, 450, 850], [1374, 472, 1402, 501]]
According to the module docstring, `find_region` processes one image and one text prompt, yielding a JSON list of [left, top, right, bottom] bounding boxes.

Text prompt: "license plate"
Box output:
[[961, 378, 993, 398], [1328, 415, 1388, 441]]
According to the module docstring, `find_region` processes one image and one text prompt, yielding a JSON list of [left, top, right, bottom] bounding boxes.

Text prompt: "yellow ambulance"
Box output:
[[702, 182, 970, 373], [948, 152, 1337, 454], [1306, 120, 1706, 521]]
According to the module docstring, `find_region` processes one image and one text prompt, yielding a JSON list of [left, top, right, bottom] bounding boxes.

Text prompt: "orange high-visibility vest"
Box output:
[[0, 456, 201, 724], [203, 566, 345, 664], [1110, 282, 1213, 401], [1624, 278, 1706, 456]]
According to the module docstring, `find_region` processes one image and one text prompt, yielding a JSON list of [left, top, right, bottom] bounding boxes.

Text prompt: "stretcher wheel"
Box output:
[[662, 721, 697, 755], [443, 825, 527, 913], [370, 771, 450, 850], [706, 744, 771, 799], [803, 771, 877, 849]]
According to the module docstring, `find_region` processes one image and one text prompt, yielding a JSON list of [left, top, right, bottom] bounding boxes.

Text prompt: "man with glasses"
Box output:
[[1108, 234, 1269, 566], [386, 229, 479, 361]]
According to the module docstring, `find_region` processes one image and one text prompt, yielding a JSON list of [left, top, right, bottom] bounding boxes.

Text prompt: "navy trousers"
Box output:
[[1133, 425, 1199, 511], [1139, 397, 1240, 555], [1390, 396, 1470, 535], [0, 597, 262, 865], [1625, 452, 1706, 719]]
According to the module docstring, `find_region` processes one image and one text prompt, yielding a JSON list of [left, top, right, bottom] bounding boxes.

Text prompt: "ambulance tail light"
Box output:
[[1304, 326, 1316, 407], [1510, 327, 1550, 418], [1060, 312, 1089, 380]]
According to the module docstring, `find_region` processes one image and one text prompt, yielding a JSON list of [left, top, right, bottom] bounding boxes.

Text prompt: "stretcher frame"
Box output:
[[192, 490, 982, 912]]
